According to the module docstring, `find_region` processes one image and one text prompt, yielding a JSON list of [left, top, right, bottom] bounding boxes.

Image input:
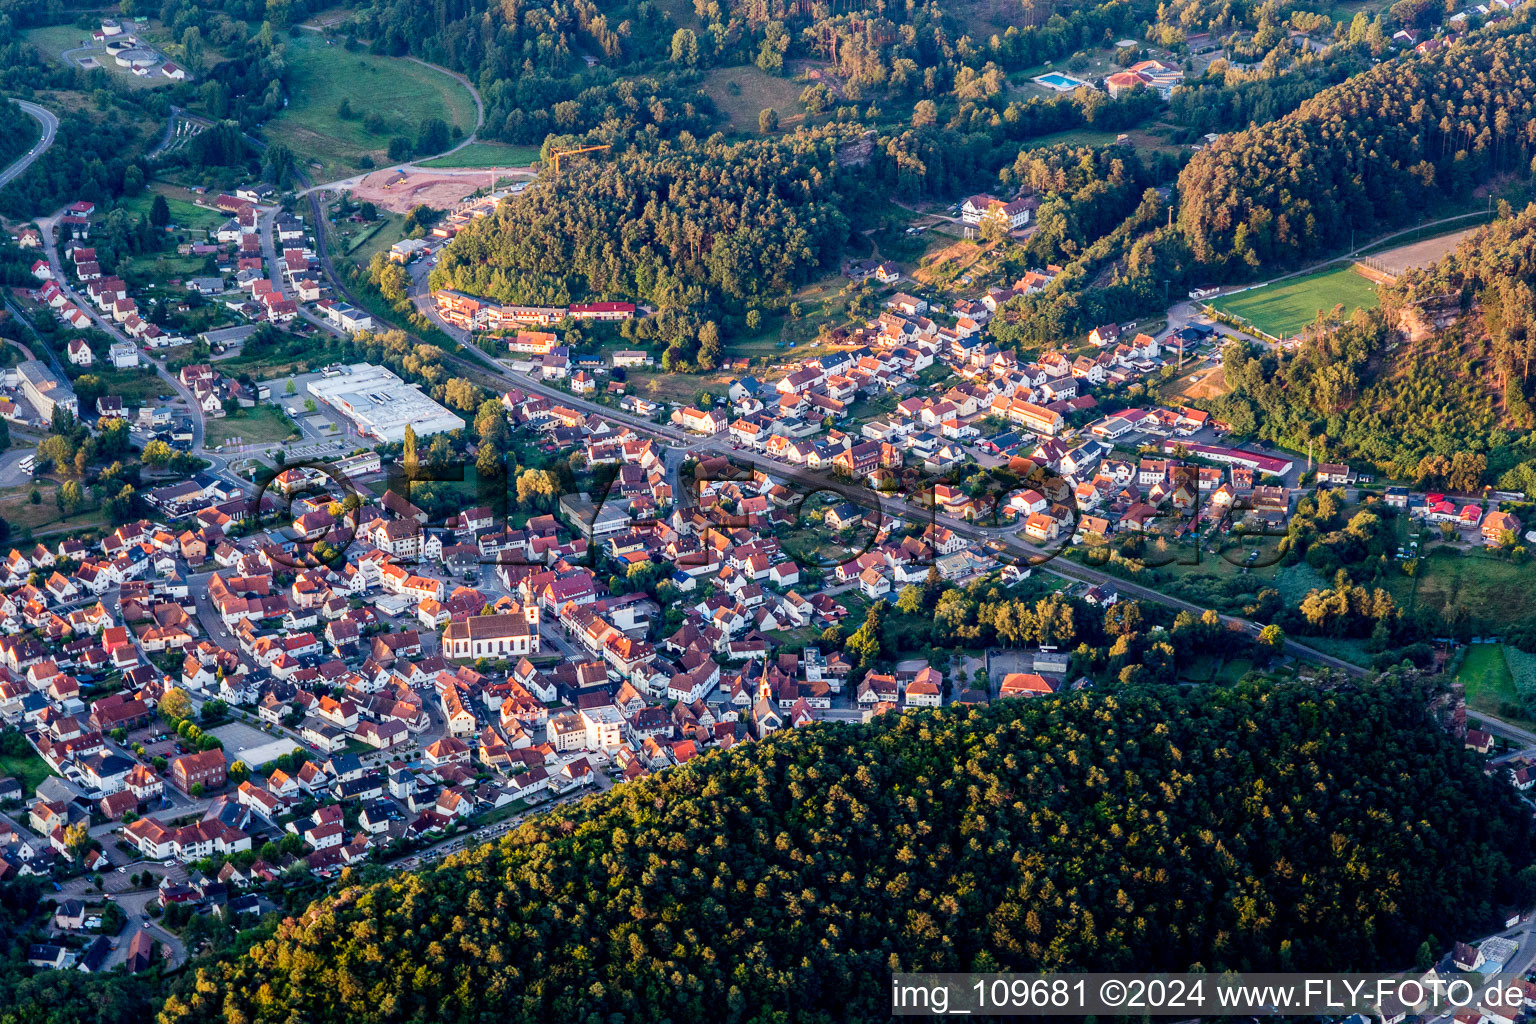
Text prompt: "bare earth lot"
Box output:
[[350, 168, 514, 214], [1369, 227, 1480, 277]]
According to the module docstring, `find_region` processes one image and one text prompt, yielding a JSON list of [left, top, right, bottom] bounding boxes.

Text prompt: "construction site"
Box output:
[[348, 166, 533, 215]]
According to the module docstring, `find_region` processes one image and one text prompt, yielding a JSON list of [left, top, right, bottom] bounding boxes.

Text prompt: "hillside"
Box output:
[[427, 131, 854, 366], [1178, 22, 1536, 274], [157, 681, 1535, 1024], [1389, 203, 1536, 490]]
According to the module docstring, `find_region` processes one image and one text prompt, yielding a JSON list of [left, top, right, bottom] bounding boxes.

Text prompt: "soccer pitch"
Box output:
[[1207, 265, 1380, 340]]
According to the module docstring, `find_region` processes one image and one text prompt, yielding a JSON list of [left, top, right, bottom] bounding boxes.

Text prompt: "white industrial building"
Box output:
[[305, 363, 462, 443]]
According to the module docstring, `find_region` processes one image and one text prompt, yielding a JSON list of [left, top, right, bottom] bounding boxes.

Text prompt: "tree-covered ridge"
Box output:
[[159, 682, 1534, 1024], [1204, 310, 1519, 477], [988, 143, 1189, 349], [328, 0, 715, 143], [1398, 202, 1536, 418], [428, 132, 850, 311], [1388, 203, 1536, 489], [1177, 21, 1536, 274], [1392, 201, 1536, 366]]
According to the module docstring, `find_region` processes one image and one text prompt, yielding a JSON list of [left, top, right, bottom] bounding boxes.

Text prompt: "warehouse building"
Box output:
[[306, 363, 462, 443]]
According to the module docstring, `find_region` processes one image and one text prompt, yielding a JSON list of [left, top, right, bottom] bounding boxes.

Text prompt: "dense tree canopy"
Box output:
[[1178, 24, 1536, 274], [160, 681, 1535, 1024], [429, 132, 851, 310]]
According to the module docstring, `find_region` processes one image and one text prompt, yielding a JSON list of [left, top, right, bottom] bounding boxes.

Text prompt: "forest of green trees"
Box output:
[[1387, 204, 1536, 495], [143, 681, 1534, 1024], [1178, 24, 1536, 275], [0, 98, 36, 171], [429, 131, 852, 323], [1200, 201, 1536, 489]]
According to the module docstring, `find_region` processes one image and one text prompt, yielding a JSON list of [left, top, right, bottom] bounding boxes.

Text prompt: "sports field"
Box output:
[[263, 34, 477, 179], [1207, 265, 1380, 340]]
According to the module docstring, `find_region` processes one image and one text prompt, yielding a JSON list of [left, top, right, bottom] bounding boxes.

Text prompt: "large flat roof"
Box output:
[[306, 362, 462, 444]]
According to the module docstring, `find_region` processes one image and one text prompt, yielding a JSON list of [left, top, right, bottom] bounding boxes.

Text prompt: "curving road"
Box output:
[[290, 29, 492, 188], [0, 99, 58, 188]]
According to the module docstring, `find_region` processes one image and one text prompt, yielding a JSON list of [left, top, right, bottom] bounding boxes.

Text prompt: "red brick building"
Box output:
[[169, 749, 227, 794], [88, 695, 150, 733]]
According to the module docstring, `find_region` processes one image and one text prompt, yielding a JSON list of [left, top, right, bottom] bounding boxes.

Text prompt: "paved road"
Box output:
[[285, 176, 1370, 681], [257, 204, 289, 302], [35, 210, 210, 458], [0, 100, 57, 188]]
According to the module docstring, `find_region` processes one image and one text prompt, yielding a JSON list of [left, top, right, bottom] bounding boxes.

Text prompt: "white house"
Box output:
[[109, 341, 139, 369]]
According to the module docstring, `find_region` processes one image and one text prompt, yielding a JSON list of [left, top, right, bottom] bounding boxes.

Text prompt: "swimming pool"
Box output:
[[1034, 72, 1090, 91]]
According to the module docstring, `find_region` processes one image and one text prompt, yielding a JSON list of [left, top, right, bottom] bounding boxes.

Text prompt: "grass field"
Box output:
[[204, 405, 300, 448], [1504, 646, 1536, 723], [1181, 653, 1260, 684], [625, 368, 729, 404], [0, 747, 55, 797], [341, 212, 404, 266], [264, 34, 478, 179], [85, 367, 172, 407], [912, 237, 1000, 291], [778, 525, 859, 569], [119, 185, 228, 234], [1021, 128, 1123, 149], [1213, 657, 1255, 684], [1389, 549, 1536, 633], [1207, 265, 1380, 340], [117, 252, 211, 288], [0, 480, 107, 537], [1298, 635, 1375, 668], [1458, 642, 1519, 719], [703, 66, 805, 131], [418, 142, 540, 168]]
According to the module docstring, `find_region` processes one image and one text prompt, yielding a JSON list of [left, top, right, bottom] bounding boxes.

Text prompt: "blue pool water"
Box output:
[[1035, 72, 1087, 90]]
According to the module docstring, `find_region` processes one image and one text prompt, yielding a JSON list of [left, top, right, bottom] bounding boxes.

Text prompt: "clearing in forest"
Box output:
[[702, 66, 806, 131], [264, 33, 477, 179]]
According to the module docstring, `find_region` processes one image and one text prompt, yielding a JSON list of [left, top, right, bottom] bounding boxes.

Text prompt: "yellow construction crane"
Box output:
[[550, 144, 610, 177]]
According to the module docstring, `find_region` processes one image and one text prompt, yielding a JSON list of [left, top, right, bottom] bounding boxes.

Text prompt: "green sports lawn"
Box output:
[[264, 34, 478, 179], [1207, 265, 1380, 340], [418, 142, 541, 168]]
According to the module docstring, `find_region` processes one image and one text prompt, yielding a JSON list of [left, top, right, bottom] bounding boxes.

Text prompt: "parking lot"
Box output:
[[208, 720, 296, 768], [259, 368, 365, 445]]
